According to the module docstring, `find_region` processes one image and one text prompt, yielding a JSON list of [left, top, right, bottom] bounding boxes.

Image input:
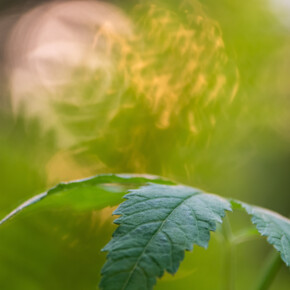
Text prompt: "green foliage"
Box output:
[[1, 174, 289, 289], [0, 174, 173, 225], [232, 200, 290, 267], [100, 184, 231, 290], [1, 1, 290, 289]]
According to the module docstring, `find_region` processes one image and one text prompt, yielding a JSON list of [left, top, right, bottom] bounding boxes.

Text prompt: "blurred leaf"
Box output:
[[0, 174, 174, 225], [100, 183, 231, 290]]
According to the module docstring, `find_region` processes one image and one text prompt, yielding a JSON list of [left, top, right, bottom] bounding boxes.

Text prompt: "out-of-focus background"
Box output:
[[0, 0, 289, 289]]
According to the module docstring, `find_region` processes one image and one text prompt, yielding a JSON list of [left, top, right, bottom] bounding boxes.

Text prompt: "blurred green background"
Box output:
[[0, 0, 289, 289]]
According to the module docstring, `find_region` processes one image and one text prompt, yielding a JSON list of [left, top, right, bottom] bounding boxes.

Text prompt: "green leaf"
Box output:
[[100, 183, 231, 290], [0, 174, 174, 225], [232, 200, 290, 267]]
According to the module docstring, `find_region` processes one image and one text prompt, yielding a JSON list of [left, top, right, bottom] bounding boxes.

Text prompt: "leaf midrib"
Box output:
[[120, 192, 198, 290]]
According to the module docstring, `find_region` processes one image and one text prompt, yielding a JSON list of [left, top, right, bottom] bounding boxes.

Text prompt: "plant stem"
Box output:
[[231, 227, 259, 245], [254, 250, 282, 290], [222, 215, 235, 290]]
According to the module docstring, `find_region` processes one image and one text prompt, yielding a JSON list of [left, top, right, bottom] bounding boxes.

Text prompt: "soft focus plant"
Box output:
[[1, 174, 289, 289]]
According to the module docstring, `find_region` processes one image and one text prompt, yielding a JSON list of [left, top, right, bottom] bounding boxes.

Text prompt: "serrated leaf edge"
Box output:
[[230, 199, 290, 267]]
